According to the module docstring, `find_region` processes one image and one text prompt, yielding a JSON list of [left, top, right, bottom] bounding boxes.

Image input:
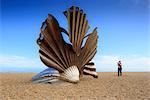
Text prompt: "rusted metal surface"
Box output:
[[37, 6, 98, 77]]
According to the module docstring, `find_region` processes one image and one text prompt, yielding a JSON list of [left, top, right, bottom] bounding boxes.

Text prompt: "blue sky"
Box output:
[[0, 0, 149, 72]]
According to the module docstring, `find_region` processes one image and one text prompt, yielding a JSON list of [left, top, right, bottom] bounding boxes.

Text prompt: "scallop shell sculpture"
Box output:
[[36, 6, 98, 83], [83, 62, 98, 78], [60, 66, 79, 83], [32, 68, 60, 83]]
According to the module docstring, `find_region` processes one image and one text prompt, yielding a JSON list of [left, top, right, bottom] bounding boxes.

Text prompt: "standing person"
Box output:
[[117, 61, 122, 76]]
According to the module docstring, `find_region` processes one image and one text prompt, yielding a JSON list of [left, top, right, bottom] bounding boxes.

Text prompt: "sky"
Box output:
[[0, 0, 150, 72]]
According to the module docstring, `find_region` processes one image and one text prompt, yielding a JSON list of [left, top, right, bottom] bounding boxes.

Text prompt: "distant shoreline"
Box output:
[[0, 72, 150, 73]]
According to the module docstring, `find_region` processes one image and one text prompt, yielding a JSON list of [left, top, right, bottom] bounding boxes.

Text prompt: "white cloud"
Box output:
[[0, 55, 44, 68], [92, 55, 150, 72], [0, 54, 149, 72]]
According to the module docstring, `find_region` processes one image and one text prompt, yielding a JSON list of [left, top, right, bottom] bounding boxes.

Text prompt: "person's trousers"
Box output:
[[118, 68, 122, 76]]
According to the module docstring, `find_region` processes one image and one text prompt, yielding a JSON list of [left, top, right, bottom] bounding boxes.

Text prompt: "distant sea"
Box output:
[[0, 66, 149, 73]]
